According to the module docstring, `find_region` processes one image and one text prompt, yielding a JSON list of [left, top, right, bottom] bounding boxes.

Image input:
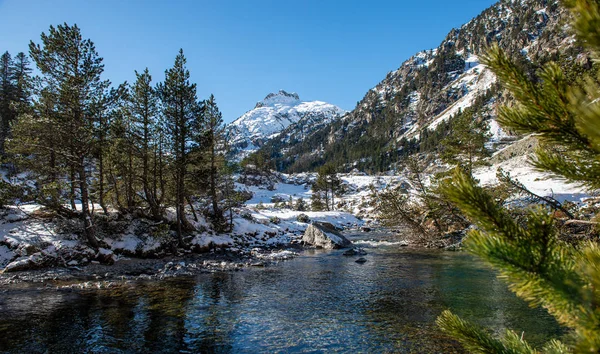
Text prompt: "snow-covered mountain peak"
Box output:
[[227, 91, 347, 160], [256, 90, 300, 108]]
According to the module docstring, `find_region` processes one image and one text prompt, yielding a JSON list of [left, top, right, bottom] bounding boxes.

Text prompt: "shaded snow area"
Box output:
[[0, 206, 175, 271], [0, 245, 15, 268]]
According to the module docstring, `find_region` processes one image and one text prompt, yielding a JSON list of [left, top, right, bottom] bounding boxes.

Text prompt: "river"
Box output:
[[0, 231, 562, 353]]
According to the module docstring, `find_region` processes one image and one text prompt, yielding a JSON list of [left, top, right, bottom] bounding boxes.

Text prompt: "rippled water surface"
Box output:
[[0, 232, 562, 353]]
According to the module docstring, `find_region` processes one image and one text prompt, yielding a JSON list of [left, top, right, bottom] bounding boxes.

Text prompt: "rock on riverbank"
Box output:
[[301, 222, 352, 249]]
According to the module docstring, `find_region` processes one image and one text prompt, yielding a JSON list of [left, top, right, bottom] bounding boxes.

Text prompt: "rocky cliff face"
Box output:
[[226, 90, 346, 160], [256, 0, 583, 173]]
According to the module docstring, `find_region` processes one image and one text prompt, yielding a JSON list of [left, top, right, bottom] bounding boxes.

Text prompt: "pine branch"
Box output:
[[436, 310, 535, 354]]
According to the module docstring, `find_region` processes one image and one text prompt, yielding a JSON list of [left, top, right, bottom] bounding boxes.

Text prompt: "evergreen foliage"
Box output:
[[312, 163, 343, 211], [4, 24, 235, 251], [129, 68, 164, 220], [0, 51, 31, 155], [439, 108, 491, 177], [437, 1, 600, 351]]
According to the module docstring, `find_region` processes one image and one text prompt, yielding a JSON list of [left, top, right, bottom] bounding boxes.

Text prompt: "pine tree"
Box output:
[[310, 191, 325, 211], [158, 49, 198, 245], [0, 51, 14, 155], [437, 1, 600, 351], [92, 84, 125, 214], [200, 94, 226, 228], [11, 52, 32, 109], [0, 52, 29, 155], [129, 68, 164, 220], [313, 164, 342, 211], [13, 23, 110, 248], [294, 197, 307, 211], [440, 108, 490, 177], [221, 161, 240, 232]]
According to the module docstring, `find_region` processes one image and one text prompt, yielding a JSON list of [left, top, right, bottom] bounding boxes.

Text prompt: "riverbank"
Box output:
[[0, 199, 366, 281], [0, 246, 305, 288], [0, 224, 412, 288]]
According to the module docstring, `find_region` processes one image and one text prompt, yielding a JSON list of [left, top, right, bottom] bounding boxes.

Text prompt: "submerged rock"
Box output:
[[302, 222, 352, 249], [343, 248, 367, 256], [355, 258, 367, 264]]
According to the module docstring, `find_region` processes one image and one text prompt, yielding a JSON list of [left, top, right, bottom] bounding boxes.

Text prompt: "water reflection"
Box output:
[[0, 238, 562, 353]]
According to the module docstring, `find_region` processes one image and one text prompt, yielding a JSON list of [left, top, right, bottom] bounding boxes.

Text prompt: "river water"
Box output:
[[0, 231, 562, 353]]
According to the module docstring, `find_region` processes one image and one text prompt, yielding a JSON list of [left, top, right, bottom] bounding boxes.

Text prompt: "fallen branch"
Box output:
[[497, 168, 575, 219], [563, 219, 599, 226]]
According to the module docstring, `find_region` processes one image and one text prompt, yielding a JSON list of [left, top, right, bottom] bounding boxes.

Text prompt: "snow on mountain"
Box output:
[[227, 90, 346, 160]]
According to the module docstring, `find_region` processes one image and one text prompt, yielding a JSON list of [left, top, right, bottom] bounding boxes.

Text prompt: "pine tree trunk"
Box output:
[[329, 180, 335, 211], [186, 195, 199, 222], [78, 159, 98, 249], [98, 152, 108, 214], [127, 145, 134, 211], [70, 165, 77, 211], [49, 150, 59, 206], [109, 168, 124, 211], [210, 140, 220, 218]]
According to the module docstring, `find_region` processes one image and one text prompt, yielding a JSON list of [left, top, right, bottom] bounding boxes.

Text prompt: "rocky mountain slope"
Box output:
[[227, 90, 346, 160], [256, 0, 584, 173]]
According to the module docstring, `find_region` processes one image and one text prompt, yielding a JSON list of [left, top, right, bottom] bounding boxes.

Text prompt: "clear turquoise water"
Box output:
[[0, 232, 562, 353]]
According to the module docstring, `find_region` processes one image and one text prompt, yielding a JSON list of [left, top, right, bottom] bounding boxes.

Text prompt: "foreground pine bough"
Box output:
[[437, 0, 600, 352]]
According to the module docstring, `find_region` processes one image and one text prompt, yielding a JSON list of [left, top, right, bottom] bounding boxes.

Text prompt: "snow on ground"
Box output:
[[339, 174, 404, 215], [191, 234, 235, 249], [240, 172, 405, 217], [488, 119, 510, 142], [105, 234, 162, 255], [474, 154, 591, 203], [0, 209, 58, 249], [242, 182, 311, 205], [0, 173, 373, 271]]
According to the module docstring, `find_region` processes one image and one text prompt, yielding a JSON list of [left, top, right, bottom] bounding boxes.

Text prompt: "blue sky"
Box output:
[[0, 0, 496, 123]]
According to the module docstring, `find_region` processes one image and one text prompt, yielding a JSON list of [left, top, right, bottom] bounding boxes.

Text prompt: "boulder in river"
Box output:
[[302, 222, 352, 249]]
